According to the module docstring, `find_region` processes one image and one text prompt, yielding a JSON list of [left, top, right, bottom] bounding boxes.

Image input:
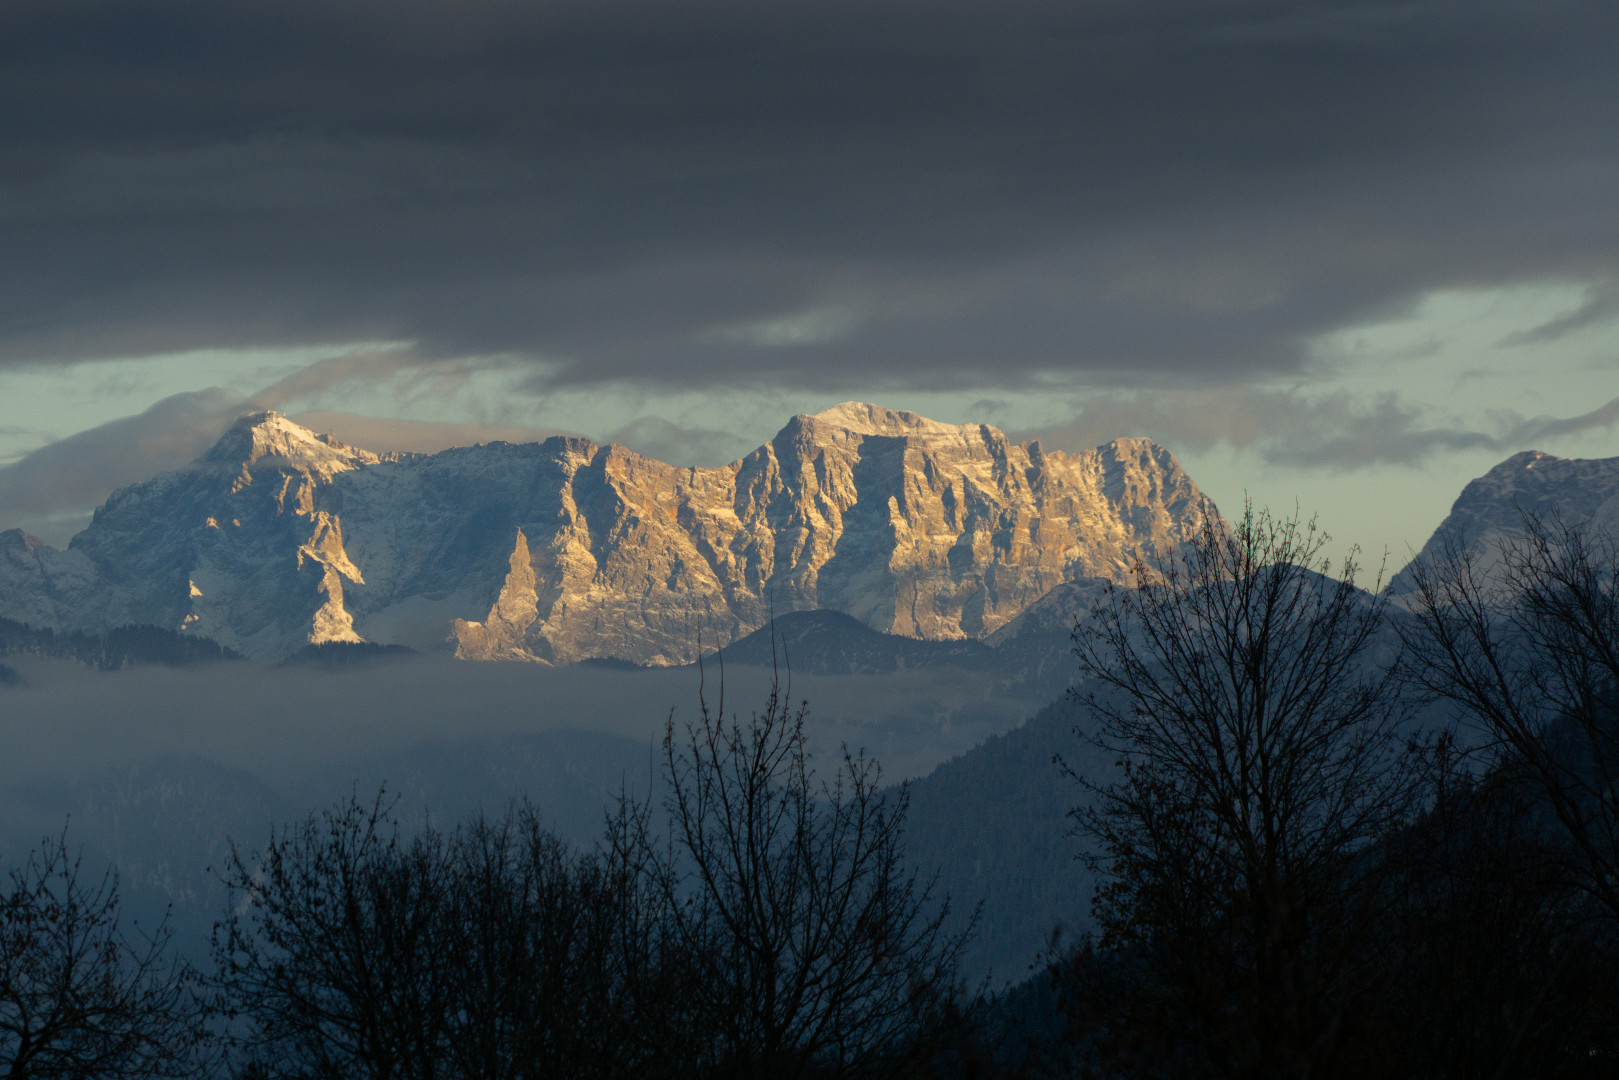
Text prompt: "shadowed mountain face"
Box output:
[[0, 403, 1219, 664], [1390, 449, 1619, 596]]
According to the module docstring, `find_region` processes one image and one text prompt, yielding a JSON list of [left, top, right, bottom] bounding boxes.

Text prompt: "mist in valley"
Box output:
[[0, 651, 1052, 959]]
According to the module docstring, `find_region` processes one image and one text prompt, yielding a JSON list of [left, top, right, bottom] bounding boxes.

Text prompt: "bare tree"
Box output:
[[211, 793, 457, 1080], [212, 794, 676, 1080], [1, 832, 202, 1079], [439, 805, 667, 1080], [1066, 504, 1416, 1079], [630, 665, 973, 1079], [1400, 508, 1619, 922]]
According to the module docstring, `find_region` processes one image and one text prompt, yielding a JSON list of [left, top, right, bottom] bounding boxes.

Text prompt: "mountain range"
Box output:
[[0, 403, 1216, 665], [3, 405, 1616, 985]]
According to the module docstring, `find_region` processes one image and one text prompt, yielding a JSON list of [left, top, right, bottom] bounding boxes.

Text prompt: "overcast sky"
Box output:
[[2, 0, 1617, 569]]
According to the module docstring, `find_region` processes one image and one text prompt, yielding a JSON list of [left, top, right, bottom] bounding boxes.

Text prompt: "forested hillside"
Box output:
[[0, 617, 240, 670], [903, 696, 1106, 986]]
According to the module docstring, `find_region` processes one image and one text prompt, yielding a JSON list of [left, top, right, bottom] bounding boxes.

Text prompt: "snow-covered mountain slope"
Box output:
[[1389, 449, 1619, 596], [0, 404, 1222, 663], [0, 528, 102, 629]]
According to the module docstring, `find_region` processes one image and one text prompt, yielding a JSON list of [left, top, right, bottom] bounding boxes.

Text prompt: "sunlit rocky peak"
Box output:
[[0, 404, 1224, 664], [203, 411, 381, 478]]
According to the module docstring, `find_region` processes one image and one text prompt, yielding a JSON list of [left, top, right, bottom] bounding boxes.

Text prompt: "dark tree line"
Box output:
[[1401, 510, 1619, 924], [0, 618, 241, 671], [1059, 506, 1416, 1079], [211, 795, 671, 1080]]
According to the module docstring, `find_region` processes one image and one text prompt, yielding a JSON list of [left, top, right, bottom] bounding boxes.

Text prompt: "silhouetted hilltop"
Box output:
[[278, 641, 417, 671]]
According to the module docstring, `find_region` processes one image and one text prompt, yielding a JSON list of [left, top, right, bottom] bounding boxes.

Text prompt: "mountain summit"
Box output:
[[0, 405, 1220, 663], [1389, 448, 1619, 596], [200, 411, 382, 476]]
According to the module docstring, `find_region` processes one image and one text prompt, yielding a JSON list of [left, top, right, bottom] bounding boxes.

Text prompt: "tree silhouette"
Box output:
[[1065, 504, 1416, 1079], [211, 794, 454, 1080], [623, 665, 974, 1079], [1, 831, 202, 1079], [212, 794, 678, 1080], [1401, 508, 1619, 923]]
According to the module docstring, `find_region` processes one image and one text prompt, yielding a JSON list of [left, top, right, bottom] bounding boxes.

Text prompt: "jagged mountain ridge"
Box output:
[[0, 403, 1220, 663], [1389, 449, 1619, 595]]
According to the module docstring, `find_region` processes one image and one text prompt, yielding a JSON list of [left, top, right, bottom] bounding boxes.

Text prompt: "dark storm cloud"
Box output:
[[2, 0, 1617, 388]]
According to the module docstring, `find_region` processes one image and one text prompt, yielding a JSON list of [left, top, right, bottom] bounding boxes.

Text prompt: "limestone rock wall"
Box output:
[[0, 404, 1223, 664]]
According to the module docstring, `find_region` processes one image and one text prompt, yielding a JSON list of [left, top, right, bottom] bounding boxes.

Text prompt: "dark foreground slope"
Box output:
[[902, 696, 1113, 987]]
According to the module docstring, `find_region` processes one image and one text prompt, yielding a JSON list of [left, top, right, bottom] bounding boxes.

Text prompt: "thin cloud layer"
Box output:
[[0, 389, 246, 544], [0, 386, 581, 543], [1021, 390, 1619, 471], [1, 0, 1615, 392], [1499, 282, 1619, 347], [287, 411, 570, 456]]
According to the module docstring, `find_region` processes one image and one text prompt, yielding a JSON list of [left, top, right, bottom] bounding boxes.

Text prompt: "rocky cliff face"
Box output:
[[0, 403, 1221, 664], [1389, 449, 1619, 596]]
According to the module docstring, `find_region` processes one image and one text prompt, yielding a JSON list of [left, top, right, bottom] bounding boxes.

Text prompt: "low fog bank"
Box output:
[[0, 652, 1039, 786], [0, 653, 1044, 956]]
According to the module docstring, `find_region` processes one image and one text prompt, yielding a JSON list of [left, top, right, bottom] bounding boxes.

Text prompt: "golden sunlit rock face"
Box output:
[[0, 404, 1222, 665]]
